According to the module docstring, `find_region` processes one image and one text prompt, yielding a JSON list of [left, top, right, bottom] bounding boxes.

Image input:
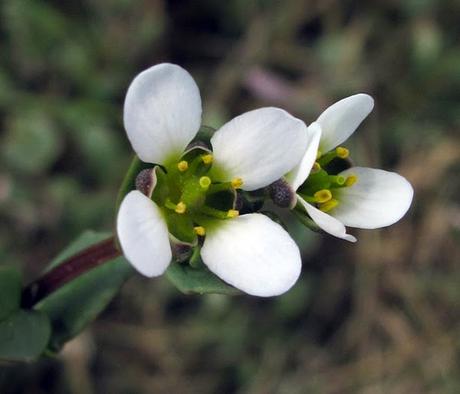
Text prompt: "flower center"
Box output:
[[298, 146, 357, 213], [145, 152, 244, 242]]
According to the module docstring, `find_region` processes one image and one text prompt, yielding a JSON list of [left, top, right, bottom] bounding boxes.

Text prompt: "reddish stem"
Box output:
[[21, 236, 121, 309]]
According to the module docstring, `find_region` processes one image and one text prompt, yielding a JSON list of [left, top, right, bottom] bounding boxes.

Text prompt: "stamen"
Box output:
[[231, 177, 243, 189], [177, 160, 189, 172], [314, 189, 332, 203], [201, 206, 236, 219], [201, 154, 213, 165], [328, 175, 345, 186], [199, 176, 212, 190], [319, 198, 338, 212], [345, 175, 358, 187], [194, 226, 206, 236], [226, 209, 239, 218], [316, 150, 322, 159], [175, 202, 187, 214], [336, 147, 349, 159], [311, 162, 321, 173]]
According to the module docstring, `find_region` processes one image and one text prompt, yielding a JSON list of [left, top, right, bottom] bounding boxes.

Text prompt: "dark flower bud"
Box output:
[[268, 178, 296, 209], [135, 167, 157, 198]]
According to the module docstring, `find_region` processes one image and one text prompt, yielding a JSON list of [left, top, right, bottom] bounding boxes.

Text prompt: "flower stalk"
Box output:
[[21, 236, 121, 309]]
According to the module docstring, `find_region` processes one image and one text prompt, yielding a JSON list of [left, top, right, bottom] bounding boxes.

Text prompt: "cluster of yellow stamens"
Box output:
[[298, 146, 358, 213], [159, 153, 244, 238]]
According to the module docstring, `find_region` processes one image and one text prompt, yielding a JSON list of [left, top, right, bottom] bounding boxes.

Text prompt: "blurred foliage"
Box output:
[[0, 0, 459, 393]]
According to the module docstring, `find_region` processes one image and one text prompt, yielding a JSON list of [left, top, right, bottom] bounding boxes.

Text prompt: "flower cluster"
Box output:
[[117, 63, 413, 297]]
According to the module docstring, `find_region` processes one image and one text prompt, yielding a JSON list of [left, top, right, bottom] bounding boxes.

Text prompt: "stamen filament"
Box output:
[[318, 146, 350, 167], [165, 199, 187, 214], [200, 206, 239, 220]]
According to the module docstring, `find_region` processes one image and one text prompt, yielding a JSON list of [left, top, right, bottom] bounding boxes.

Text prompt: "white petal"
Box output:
[[117, 190, 172, 277], [317, 94, 374, 153], [285, 122, 322, 191], [201, 214, 302, 297], [297, 196, 357, 242], [210, 107, 308, 191], [333, 167, 414, 229], [123, 63, 202, 164]]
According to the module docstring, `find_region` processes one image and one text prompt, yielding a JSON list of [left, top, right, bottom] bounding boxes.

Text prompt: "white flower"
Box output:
[[286, 94, 414, 242], [117, 63, 309, 296]]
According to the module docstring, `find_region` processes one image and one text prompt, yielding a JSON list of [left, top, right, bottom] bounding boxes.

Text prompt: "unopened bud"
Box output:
[[268, 178, 296, 209], [135, 168, 157, 198]]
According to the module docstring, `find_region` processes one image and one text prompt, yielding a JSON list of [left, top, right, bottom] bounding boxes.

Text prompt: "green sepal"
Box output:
[[292, 207, 321, 232], [0, 266, 22, 322], [166, 262, 240, 296], [0, 310, 51, 363], [115, 155, 152, 211], [36, 231, 134, 352]]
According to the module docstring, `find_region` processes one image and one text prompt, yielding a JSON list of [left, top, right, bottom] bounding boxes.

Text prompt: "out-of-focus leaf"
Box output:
[[0, 266, 21, 321], [0, 310, 51, 362], [166, 262, 240, 296], [2, 110, 62, 175], [36, 231, 133, 352]]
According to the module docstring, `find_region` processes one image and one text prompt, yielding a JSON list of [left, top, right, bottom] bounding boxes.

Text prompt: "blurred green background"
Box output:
[[1, 0, 459, 393]]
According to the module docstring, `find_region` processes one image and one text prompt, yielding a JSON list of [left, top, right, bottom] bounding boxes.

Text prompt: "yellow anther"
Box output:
[[177, 160, 189, 172], [319, 198, 338, 213], [336, 146, 349, 159], [314, 189, 332, 203], [231, 177, 243, 189], [175, 202, 187, 214], [335, 175, 346, 185], [345, 175, 358, 187], [311, 162, 321, 173], [226, 209, 239, 218], [316, 150, 322, 159], [194, 226, 206, 236], [199, 176, 212, 190], [201, 154, 213, 164]]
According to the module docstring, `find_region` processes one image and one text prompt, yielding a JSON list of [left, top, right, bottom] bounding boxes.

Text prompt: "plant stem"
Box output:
[[21, 236, 121, 309]]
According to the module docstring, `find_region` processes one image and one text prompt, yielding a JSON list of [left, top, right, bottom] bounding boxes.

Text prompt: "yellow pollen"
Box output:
[[319, 198, 338, 212], [194, 226, 206, 236], [345, 175, 358, 187], [201, 154, 213, 164], [311, 162, 321, 173], [175, 202, 187, 214], [314, 189, 332, 203], [316, 150, 322, 159], [199, 176, 212, 190], [231, 177, 243, 189], [177, 160, 189, 172], [226, 209, 239, 218], [336, 146, 349, 159]]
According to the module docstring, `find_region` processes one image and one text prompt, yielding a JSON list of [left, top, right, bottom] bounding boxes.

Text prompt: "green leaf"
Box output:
[[36, 231, 133, 352], [0, 266, 21, 321], [166, 262, 240, 296], [0, 310, 51, 362], [115, 155, 151, 211]]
